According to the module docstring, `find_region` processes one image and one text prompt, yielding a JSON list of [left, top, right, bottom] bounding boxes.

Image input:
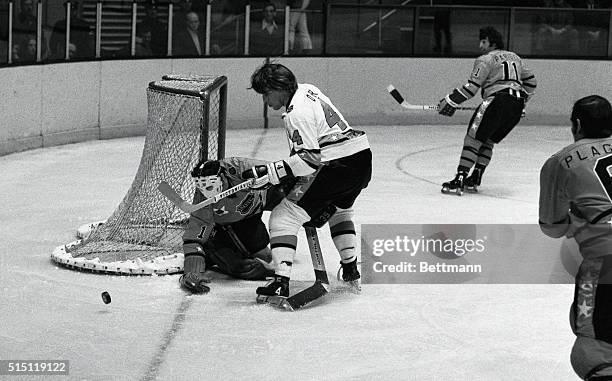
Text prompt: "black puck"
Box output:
[[101, 291, 111, 304]]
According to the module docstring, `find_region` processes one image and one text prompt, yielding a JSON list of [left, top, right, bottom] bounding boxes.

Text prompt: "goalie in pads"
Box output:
[[180, 157, 295, 294]]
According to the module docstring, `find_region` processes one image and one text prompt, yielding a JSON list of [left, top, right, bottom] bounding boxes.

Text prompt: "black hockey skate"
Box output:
[[256, 275, 290, 308], [464, 168, 483, 193], [338, 257, 361, 292], [441, 172, 466, 196]]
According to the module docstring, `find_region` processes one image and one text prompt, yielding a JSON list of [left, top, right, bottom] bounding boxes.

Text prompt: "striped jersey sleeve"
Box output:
[[446, 55, 489, 105], [520, 63, 537, 100]]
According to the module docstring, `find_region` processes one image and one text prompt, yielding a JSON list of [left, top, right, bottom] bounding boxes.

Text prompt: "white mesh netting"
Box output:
[[51, 75, 226, 275]]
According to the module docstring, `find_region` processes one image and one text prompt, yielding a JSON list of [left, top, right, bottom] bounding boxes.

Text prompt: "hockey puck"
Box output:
[[101, 291, 111, 304]]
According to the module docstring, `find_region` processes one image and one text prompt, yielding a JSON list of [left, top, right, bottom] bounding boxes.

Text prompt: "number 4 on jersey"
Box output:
[[291, 129, 303, 145], [320, 100, 348, 130]]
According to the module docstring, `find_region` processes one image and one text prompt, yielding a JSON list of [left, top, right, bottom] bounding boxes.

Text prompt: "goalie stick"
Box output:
[[257, 225, 330, 311], [387, 85, 476, 111], [157, 176, 269, 214]]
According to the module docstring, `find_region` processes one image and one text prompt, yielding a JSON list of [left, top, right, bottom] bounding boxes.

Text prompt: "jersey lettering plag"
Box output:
[[540, 138, 612, 257]]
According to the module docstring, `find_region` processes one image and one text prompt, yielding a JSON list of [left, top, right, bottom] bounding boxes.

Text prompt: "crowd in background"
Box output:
[[0, 0, 611, 64]]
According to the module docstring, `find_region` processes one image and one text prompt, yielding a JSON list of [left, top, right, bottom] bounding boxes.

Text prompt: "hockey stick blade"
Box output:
[[157, 181, 195, 213], [256, 295, 292, 310], [158, 176, 268, 214], [256, 281, 329, 311], [285, 281, 329, 310], [387, 84, 476, 111]]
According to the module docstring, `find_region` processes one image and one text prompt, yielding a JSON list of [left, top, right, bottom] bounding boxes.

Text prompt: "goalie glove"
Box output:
[[242, 160, 293, 187], [180, 253, 211, 294], [437, 96, 459, 117]]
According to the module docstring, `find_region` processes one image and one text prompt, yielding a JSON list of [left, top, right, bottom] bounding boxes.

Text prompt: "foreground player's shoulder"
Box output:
[[470, 53, 493, 78], [546, 143, 576, 164], [543, 140, 600, 172], [475, 51, 495, 66], [286, 84, 320, 120]]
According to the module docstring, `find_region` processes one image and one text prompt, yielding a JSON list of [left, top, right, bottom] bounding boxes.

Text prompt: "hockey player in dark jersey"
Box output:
[[438, 26, 537, 195], [539, 95, 612, 381], [179, 157, 295, 294]]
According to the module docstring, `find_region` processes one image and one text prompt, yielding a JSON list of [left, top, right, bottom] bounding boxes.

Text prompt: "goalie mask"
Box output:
[[192, 160, 225, 198]]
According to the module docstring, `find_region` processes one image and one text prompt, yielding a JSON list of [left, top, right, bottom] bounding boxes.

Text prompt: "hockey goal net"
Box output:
[[51, 74, 227, 275]]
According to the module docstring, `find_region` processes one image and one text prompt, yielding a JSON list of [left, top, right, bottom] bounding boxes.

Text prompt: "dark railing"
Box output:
[[1, 0, 610, 67]]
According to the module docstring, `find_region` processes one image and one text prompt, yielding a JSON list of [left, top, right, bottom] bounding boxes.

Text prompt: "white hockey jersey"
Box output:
[[282, 83, 370, 176]]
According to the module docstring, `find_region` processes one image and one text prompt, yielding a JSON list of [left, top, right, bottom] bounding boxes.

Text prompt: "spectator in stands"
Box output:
[[11, 42, 21, 62], [138, 1, 167, 56], [288, 0, 312, 54], [135, 25, 154, 57], [67, 42, 76, 59], [0, 10, 8, 63], [250, 2, 284, 56], [210, 0, 247, 55], [433, 8, 452, 55], [173, 11, 204, 56], [534, 0, 579, 54], [16, 34, 37, 62], [575, 0, 610, 55], [49, 1, 94, 60], [13, 0, 39, 62], [14, 0, 36, 35], [575, 0, 611, 8]]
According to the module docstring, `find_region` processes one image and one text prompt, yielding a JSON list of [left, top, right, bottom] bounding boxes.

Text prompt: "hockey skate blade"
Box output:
[[441, 187, 463, 196], [256, 295, 293, 311], [346, 280, 362, 293]]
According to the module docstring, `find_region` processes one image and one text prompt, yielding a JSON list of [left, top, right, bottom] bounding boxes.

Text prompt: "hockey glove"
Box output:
[[437, 96, 458, 117], [180, 253, 211, 294], [242, 160, 292, 187]]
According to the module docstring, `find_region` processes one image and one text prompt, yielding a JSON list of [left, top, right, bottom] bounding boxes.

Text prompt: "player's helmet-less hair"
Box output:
[[571, 95, 612, 138], [250, 63, 298, 94], [479, 26, 504, 50]]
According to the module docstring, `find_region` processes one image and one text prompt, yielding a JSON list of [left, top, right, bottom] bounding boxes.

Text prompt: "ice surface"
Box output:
[[0, 125, 578, 380]]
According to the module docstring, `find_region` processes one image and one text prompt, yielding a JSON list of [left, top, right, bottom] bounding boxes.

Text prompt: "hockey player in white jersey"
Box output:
[[438, 26, 537, 195], [243, 63, 372, 299]]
